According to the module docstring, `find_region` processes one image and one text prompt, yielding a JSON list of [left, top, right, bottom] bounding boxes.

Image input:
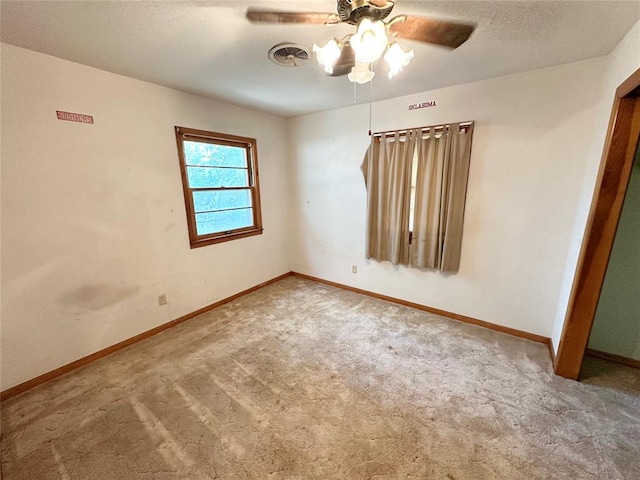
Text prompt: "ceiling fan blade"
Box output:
[[328, 43, 355, 77], [246, 9, 339, 25], [388, 15, 476, 48]]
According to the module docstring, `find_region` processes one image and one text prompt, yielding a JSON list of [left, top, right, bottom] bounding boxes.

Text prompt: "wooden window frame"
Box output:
[[175, 126, 263, 249]]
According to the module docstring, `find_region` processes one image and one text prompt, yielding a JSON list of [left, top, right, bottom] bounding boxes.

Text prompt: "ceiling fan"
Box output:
[[246, 0, 476, 83]]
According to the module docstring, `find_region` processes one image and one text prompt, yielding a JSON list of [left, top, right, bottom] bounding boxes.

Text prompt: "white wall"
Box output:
[[551, 19, 640, 352], [588, 148, 640, 360], [288, 56, 608, 338], [0, 44, 291, 391]]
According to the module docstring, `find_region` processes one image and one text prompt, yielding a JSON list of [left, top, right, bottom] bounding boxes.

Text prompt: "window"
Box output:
[[175, 126, 263, 248], [409, 145, 419, 242], [362, 122, 474, 271]]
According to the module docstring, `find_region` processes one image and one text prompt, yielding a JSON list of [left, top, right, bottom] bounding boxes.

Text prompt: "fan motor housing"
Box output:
[[337, 0, 395, 24]]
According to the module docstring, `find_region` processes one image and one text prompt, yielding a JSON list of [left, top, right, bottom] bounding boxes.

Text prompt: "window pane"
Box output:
[[195, 208, 254, 235], [187, 166, 248, 188], [192, 190, 252, 213], [409, 186, 416, 231], [409, 148, 418, 231], [183, 141, 247, 168]]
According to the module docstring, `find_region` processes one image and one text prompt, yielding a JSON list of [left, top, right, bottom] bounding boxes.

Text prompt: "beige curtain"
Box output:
[[361, 130, 419, 265], [411, 123, 474, 272]]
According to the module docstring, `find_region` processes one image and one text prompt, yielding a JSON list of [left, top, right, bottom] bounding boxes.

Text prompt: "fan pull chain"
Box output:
[[368, 73, 373, 136]]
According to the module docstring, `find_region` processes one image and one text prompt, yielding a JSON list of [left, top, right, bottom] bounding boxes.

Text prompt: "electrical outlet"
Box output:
[[352, 265, 358, 274], [158, 294, 167, 306]]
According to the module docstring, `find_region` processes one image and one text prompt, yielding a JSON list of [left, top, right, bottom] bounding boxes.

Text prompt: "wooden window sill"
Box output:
[[189, 228, 263, 249]]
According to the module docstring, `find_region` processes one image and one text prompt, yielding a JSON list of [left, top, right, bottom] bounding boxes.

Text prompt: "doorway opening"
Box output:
[[555, 68, 640, 380], [585, 143, 640, 369]]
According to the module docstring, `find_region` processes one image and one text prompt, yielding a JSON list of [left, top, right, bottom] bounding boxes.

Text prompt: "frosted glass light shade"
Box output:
[[384, 43, 414, 78], [350, 18, 388, 63], [313, 39, 341, 74], [348, 62, 376, 84]]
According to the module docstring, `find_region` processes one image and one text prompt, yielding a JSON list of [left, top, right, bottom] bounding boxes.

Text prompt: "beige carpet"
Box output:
[[2, 276, 640, 479]]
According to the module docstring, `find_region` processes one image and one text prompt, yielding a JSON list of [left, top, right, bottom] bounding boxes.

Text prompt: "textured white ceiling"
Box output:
[[1, 1, 639, 117]]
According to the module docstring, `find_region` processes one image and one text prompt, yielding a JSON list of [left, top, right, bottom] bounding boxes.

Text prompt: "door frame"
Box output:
[[554, 68, 640, 380]]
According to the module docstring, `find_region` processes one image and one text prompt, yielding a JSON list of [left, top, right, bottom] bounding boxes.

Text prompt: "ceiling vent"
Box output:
[[268, 43, 309, 67]]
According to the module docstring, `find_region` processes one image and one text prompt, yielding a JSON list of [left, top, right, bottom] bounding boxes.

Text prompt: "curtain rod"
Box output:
[[372, 121, 474, 138]]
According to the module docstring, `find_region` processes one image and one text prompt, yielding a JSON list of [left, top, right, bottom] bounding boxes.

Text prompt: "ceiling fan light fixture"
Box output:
[[247, 2, 476, 84], [384, 43, 414, 78], [313, 39, 341, 74], [350, 18, 388, 63], [348, 62, 376, 84]]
